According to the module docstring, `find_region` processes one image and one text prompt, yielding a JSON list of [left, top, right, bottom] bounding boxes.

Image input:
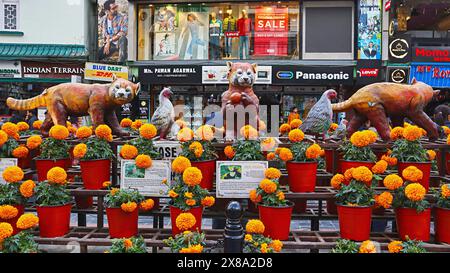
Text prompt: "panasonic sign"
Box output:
[[295, 71, 350, 80]]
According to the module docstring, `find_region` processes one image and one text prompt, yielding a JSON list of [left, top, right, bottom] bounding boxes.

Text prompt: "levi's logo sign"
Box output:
[[357, 68, 379, 77]]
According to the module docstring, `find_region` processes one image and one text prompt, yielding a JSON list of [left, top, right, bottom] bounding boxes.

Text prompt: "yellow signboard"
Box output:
[[84, 62, 129, 82]]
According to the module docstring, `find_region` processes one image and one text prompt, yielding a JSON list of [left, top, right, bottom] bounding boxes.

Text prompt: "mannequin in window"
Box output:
[[237, 10, 251, 60], [223, 10, 237, 58], [181, 13, 206, 60], [209, 12, 223, 60]]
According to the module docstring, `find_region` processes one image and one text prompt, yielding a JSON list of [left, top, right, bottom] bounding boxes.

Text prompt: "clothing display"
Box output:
[[223, 15, 237, 57], [209, 18, 223, 60], [237, 17, 251, 59]]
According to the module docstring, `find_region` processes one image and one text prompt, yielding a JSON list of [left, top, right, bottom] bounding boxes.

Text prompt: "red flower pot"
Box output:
[[170, 206, 203, 236], [340, 160, 375, 175], [36, 204, 72, 238], [434, 207, 450, 244], [75, 196, 93, 209], [191, 159, 216, 190], [3, 204, 24, 235], [35, 158, 69, 182], [79, 159, 111, 190], [18, 153, 32, 169], [337, 204, 372, 241], [286, 161, 318, 192], [259, 202, 294, 240], [397, 162, 432, 192], [106, 207, 139, 238], [395, 207, 431, 241]]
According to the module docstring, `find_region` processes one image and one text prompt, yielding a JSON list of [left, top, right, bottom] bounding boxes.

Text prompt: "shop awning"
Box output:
[[0, 44, 87, 60]]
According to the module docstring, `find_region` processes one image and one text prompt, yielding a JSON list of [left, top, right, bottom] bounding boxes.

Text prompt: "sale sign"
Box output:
[[84, 62, 128, 82], [254, 7, 288, 56]]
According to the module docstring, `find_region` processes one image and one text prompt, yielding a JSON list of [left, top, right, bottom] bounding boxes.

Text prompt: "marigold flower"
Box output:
[[26, 135, 42, 150], [140, 199, 155, 211], [120, 144, 138, 159], [75, 126, 92, 139], [344, 168, 354, 182], [20, 180, 36, 198], [121, 201, 137, 212], [279, 123, 291, 134], [388, 241, 403, 253], [123, 239, 133, 249], [224, 145, 235, 159], [359, 240, 376, 253], [16, 213, 39, 230], [382, 155, 398, 166], [403, 125, 422, 141], [246, 219, 265, 234], [0, 222, 13, 240], [249, 189, 262, 203], [140, 123, 157, 139], [175, 119, 187, 129], [306, 143, 322, 159], [267, 152, 276, 161], [240, 125, 258, 140], [0, 205, 18, 220], [49, 125, 69, 140], [1, 122, 18, 137], [201, 196, 215, 207], [47, 167, 67, 185], [375, 191, 393, 209], [110, 188, 119, 196], [288, 129, 305, 143], [259, 179, 277, 194], [441, 184, 450, 198], [184, 192, 193, 199], [120, 118, 132, 128], [245, 234, 253, 242], [372, 160, 388, 174], [260, 137, 276, 151], [351, 166, 373, 185], [135, 154, 152, 169], [12, 145, 29, 158], [2, 166, 24, 183], [277, 191, 285, 201], [426, 150, 436, 161], [264, 168, 281, 180], [102, 181, 112, 188], [402, 166, 423, 183], [95, 125, 112, 141], [390, 127, 404, 140], [447, 134, 450, 145], [176, 212, 196, 231], [73, 143, 87, 159], [32, 120, 43, 130], [270, 240, 283, 252], [329, 123, 338, 132], [278, 148, 293, 162], [405, 183, 426, 201], [195, 125, 214, 141], [16, 121, 29, 132], [350, 130, 376, 147], [171, 156, 191, 174], [260, 243, 268, 253], [179, 244, 203, 253], [289, 119, 303, 129], [0, 130, 8, 146], [189, 141, 203, 158], [131, 120, 143, 130], [168, 190, 179, 198], [177, 127, 194, 142], [182, 167, 202, 187], [383, 174, 404, 190], [331, 174, 345, 189]]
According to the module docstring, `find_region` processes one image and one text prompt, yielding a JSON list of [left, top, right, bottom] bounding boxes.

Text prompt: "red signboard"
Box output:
[[358, 68, 379, 77], [412, 46, 450, 62], [254, 7, 288, 56]]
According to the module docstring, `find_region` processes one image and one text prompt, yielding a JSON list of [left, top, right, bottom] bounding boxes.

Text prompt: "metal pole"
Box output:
[[223, 201, 244, 253]]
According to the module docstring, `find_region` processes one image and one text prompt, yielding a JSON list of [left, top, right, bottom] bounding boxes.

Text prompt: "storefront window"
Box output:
[[137, 1, 300, 61]]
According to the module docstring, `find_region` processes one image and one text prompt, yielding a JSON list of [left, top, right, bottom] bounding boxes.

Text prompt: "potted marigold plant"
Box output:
[[34, 167, 73, 237], [433, 184, 450, 244], [391, 125, 432, 191], [34, 125, 71, 181], [224, 125, 265, 161], [25, 135, 42, 170], [330, 166, 375, 241], [244, 219, 283, 253], [0, 213, 39, 253], [163, 212, 207, 253], [107, 236, 147, 253], [249, 167, 294, 240], [179, 125, 218, 190], [338, 130, 377, 173], [331, 239, 377, 253], [168, 156, 215, 235], [0, 124, 33, 170], [387, 237, 427, 253], [73, 125, 115, 190]]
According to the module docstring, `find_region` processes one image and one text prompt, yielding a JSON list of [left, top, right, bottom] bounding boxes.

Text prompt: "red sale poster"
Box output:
[[254, 7, 288, 56]]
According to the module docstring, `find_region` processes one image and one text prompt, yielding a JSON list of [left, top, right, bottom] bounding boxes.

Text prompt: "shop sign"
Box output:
[[84, 62, 129, 82], [22, 62, 84, 79], [412, 46, 450, 62], [138, 99, 150, 120], [153, 141, 182, 159], [254, 7, 288, 56], [202, 66, 272, 84], [0, 61, 21, 78], [138, 65, 202, 84], [387, 66, 409, 84], [120, 160, 171, 196], [388, 35, 411, 62], [409, 63, 450, 87], [272, 65, 354, 85], [355, 60, 382, 84]]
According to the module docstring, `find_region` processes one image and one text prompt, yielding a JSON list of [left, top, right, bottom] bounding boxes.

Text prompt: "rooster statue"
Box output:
[[151, 87, 175, 139], [331, 119, 348, 140], [300, 89, 337, 139]]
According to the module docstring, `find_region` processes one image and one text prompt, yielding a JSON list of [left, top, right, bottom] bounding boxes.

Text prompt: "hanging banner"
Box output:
[[357, 0, 382, 60], [254, 7, 288, 56], [84, 62, 129, 81]]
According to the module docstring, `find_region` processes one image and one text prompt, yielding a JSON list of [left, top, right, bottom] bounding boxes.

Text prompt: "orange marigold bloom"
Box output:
[[375, 191, 393, 209], [189, 141, 203, 158], [344, 168, 354, 182], [75, 126, 93, 139], [68, 126, 77, 134], [177, 127, 194, 142], [73, 143, 87, 159], [279, 123, 291, 134], [278, 148, 293, 162], [441, 184, 450, 198], [382, 155, 398, 166], [131, 120, 143, 130], [135, 154, 152, 169], [371, 160, 388, 174], [240, 125, 258, 140], [350, 130, 376, 147], [267, 152, 276, 161], [277, 191, 285, 201], [12, 145, 29, 158], [442, 126, 450, 135], [47, 167, 67, 184], [123, 239, 133, 249], [288, 129, 305, 143], [172, 156, 191, 173], [102, 181, 112, 188], [110, 188, 119, 196], [265, 167, 281, 180], [0, 222, 13, 240], [390, 127, 404, 140], [16, 213, 39, 230], [175, 119, 187, 129], [383, 174, 404, 190], [447, 134, 450, 145], [402, 166, 423, 183], [306, 143, 322, 159], [331, 174, 345, 189], [329, 123, 338, 132], [359, 240, 376, 253], [259, 179, 277, 194], [201, 196, 215, 207], [0, 205, 18, 220], [184, 192, 193, 199], [182, 167, 203, 187], [351, 166, 373, 185], [121, 201, 137, 212], [176, 212, 196, 231], [246, 219, 265, 234], [140, 123, 157, 139], [289, 119, 303, 129], [270, 240, 283, 252], [17, 121, 29, 132], [32, 120, 43, 130], [95, 125, 112, 141], [1, 122, 18, 137], [405, 183, 426, 201], [249, 189, 262, 203], [120, 118, 132, 128], [120, 144, 138, 159], [0, 130, 8, 146], [49, 125, 69, 140], [26, 135, 42, 150], [426, 150, 436, 161], [388, 241, 403, 253], [20, 180, 36, 198], [195, 125, 214, 141], [403, 125, 422, 141], [224, 145, 235, 159], [140, 199, 155, 211], [168, 190, 179, 198], [260, 137, 276, 151], [2, 166, 24, 183]]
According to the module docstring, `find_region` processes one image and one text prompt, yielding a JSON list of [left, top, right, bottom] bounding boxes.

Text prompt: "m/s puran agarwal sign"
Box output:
[[272, 65, 353, 85]]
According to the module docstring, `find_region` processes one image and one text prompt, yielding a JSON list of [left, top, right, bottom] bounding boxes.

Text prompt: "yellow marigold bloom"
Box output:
[[184, 192, 193, 199], [448, 134, 450, 145], [375, 191, 393, 209], [426, 150, 436, 161], [49, 125, 69, 140], [441, 184, 450, 198], [26, 135, 42, 150], [47, 167, 67, 185], [139, 123, 157, 139], [288, 129, 305, 143], [278, 147, 293, 162], [259, 179, 277, 194], [201, 196, 215, 207], [110, 188, 119, 196], [264, 167, 281, 180], [121, 201, 137, 213], [140, 199, 155, 211], [182, 167, 202, 187], [246, 219, 265, 234], [331, 174, 345, 189], [267, 152, 276, 161], [0, 130, 8, 146], [249, 189, 262, 203], [382, 155, 398, 166], [405, 183, 426, 202], [0, 222, 13, 240], [73, 143, 87, 159], [442, 126, 450, 135], [177, 127, 194, 142], [351, 166, 373, 185], [329, 123, 338, 132], [95, 125, 112, 141], [383, 174, 404, 190], [260, 243, 268, 253], [279, 123, 291, 134], [390, 127, 404, 140], [270, 240, 283, 252], [240, 125, 258, 140], [120, 118, 132, 128], [260, 137, 276, 151], [176, 212, 196, 231], [277, 191, 285, 201], [32, 120, 43, 130], [306, 144, 322, 159], [224, 145, 235, 159], [245, 234, 253, 242], [75, 126, 92, 139], [20, 180, 35, 198], [1, 122, 18, 137], [0, 205, 18, 220], [120, 144, 138, 159], [17, 121, 29, 132], [350, 130, 376, 147], [2, 166, 24, 183], [102, 181, 111, 188], [123, 239, 133, 249], [16, 213, 39, 230], [404, 122, 411, 127], [168, 190, 178, 198], [403, 125, 422, 141], [131, 120, 143, 130], [12, 145, 29, 158], [189, 244, 204, 253], [372, 160, 388, 174], [135, 154, 152, 169], [359, 240, 376, 253], [402, 166, 423, 182], [289, 119, 303, 129], [388, 241, 403, 253], [172, 156, 191, 174], [195, 125, 214, 141]]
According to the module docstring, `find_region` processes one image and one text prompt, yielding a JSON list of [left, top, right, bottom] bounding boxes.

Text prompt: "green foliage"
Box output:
[[432, 185, 450, 209], [82, 137, 115, 161], [168, 178, 210, 211], [331, 239, 359, 253], [335, 180, 374, 207], [180, 140, 218, 161], [243, 233, 279, 253], [163, 230, 206, 253], [232, 140, 265, 161], [34, 182, 72, 206], [391, 139, 428, 162], [400, 237, 427, 253], [0, 138, 19, 158], [256, 181, 288, 207], [0, 231, 39, 253], [128, 137, 161, 159], [392, 184, 429, 213], [338, 141, 377, 162], [108, 236, 147, 253], [0, 183, 25, 205], [290, 142, 316, 162], [104, 188, 144, 208], [37, 138, 70, 160], [19, 130, 40, 137]]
